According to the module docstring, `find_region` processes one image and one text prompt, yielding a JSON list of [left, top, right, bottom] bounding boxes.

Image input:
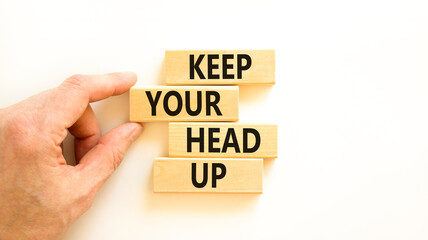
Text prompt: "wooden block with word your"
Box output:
[[130, 86, 239, 122], [165, 50, 275, 85], [153, 157, 263, 193], [169, 123, 277, 158]]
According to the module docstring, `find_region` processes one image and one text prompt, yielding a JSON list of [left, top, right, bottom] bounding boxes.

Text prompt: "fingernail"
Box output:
[[121, 71, 137, 79], [130, 122, 144, 140]]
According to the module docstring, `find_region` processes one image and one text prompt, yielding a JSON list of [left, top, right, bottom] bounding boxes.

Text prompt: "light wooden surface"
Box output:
[[169, 123, 277, 158], [130, 86, 239, 122], [153, 157, 263, 193], [165, 50, 275, 85]]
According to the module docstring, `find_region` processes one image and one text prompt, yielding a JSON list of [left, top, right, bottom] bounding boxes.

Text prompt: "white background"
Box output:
[[1, 0, 428, 239]]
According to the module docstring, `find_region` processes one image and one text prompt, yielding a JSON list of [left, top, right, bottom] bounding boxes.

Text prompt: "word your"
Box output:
[[146, 90, 222, 116]]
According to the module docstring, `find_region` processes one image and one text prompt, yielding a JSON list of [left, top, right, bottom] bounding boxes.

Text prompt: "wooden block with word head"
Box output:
[[130, 86, 239, 122], [169, 123, 277, 158], [165, 50, 275, 85], [153, 157, 263, 193]]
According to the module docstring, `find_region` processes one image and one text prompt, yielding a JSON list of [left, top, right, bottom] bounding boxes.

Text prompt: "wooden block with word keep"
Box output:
[[169, 123, 277, 158], [130, 86, 239, 122], [153, 157, 263, 193], [165, 50, 275, 85]]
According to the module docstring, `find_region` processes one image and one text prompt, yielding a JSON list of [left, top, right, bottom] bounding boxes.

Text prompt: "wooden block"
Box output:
[[169, 123, 277, 158], [165, 50, 275, 85], [130, 86, 239, 122], [153, 157, 263, 193]]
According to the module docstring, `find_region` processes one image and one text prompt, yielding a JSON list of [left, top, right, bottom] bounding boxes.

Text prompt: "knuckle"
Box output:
[[61, 74, 90, 101], [67, 74, 86, 86], [64, 74, 87, 92], [97, 141, 126, 172], [110, 147, 125, 170]]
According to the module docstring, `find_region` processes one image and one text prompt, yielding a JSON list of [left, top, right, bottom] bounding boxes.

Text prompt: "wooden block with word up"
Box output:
[[169, 123, 277, 158], [165, 50, 275, 85], [130, 86, 239, 122], [153, 157, 263, 193]]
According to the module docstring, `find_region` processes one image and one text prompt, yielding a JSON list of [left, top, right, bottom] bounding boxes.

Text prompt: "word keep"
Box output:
[[190, 54, 251, 80], [165, 50, 275, 85]]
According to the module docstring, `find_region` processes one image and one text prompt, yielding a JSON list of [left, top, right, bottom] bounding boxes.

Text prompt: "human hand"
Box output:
[[0, 72, 143, 239]]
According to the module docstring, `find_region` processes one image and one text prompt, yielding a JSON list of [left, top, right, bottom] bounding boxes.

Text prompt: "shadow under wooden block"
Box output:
[[169, 122, 277, 158], [153, 157, 263, 193], [130, 86, 239, 122], [165, 50, 275, 85]]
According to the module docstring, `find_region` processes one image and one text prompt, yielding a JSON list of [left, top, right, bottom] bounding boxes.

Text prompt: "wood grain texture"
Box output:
[[153, 157, 263, 193], [169, 123, 277, 158], [165, 50, 275, 85], [130, 86, 239, 122]]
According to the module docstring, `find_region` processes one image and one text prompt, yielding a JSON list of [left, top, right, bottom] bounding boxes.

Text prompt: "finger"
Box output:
[[62, 72, 137, 102], [68, 105, 101, 163], [51, 72, 137, 128], [76, 122, 143, 189]]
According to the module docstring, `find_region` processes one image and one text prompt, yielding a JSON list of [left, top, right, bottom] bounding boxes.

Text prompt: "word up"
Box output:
[[153, 157, 263, 193]]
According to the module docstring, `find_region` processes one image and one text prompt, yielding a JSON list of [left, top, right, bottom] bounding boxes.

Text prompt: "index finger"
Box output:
[[53, 72, 137, 127]]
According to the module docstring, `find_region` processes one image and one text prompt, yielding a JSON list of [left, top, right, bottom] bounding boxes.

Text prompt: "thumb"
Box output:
[[76, 122, 143, 189]]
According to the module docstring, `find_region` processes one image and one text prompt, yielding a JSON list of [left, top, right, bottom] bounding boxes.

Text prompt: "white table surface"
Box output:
[[1, 0, 428, 239]]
